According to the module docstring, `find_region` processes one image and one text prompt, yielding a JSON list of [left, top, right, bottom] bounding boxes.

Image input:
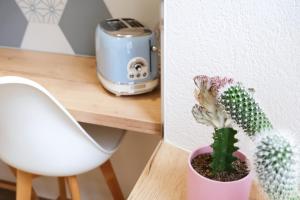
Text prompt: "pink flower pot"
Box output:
[[187, 146, 254, 200]]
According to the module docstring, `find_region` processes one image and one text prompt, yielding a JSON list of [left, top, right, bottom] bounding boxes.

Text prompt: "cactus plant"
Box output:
[[216, 81, 300, 200], [192, 75, 239, 174]]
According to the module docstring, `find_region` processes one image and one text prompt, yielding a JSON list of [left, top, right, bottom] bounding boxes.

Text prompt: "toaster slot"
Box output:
[[101, 19, 127, 31], [122, 18, 144, 28]]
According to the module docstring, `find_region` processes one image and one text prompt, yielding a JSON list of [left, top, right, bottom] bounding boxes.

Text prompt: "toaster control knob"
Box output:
[[134, 63, 143, 71]]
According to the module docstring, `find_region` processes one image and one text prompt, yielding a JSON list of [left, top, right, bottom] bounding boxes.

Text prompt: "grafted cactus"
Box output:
[[254, 131, 299, 200], [192, 76, 238, 174], [192, 75, 300, 200], [218, 83, 272, 137]]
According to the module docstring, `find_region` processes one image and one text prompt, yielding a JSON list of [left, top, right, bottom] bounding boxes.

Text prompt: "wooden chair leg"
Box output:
[[58, 177, 67, 200], [9, 166, 38, 200], [16, 170, 33, 200], [100, 160, 124, 200], [66, 176, 80, 200]]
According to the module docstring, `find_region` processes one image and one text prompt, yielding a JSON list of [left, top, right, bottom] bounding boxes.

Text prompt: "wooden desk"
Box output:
[[0, 48, 161, 135], [128, 141, 269, 200]]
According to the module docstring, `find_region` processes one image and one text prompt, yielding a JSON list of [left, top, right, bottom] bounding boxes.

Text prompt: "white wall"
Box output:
[[104, 0, 161, 28], [164, 0, 300, 154]]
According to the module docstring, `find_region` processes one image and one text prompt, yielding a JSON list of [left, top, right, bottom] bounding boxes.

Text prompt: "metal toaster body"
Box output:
[[95, 18, 159, 96]]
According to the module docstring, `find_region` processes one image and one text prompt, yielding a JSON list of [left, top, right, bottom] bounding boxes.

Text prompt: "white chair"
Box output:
[[0, 76, 125, 200]]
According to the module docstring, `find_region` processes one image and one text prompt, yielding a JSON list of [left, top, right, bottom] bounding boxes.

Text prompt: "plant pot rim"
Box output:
[[188, 145, 253, 184]]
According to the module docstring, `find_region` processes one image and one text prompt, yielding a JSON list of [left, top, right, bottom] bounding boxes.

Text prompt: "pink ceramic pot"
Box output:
[[187, 146, 253, 200]]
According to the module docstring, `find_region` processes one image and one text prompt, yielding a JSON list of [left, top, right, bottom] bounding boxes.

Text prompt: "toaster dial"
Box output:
[[127, 57, 149, 80]]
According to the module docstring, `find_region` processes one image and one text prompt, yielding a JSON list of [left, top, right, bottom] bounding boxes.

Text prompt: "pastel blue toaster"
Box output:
[[95, 18, 159, 96]]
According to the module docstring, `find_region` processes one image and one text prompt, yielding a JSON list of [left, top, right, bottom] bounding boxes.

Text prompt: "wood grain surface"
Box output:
[[0, 48, 161, 135], [129, 141, 269, 200]]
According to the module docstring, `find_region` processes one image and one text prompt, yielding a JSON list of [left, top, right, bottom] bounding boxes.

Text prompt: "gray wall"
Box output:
[[0, 0, 160, 56], [0, 0, 111, 55]]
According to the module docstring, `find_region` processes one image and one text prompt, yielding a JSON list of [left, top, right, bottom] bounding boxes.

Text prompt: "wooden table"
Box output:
[[0, 48, 161, 135], [128, 141, 269, 200]]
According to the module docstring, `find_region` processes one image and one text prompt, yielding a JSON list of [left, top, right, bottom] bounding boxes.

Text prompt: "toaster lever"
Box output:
[[151, 46, 158, 52]]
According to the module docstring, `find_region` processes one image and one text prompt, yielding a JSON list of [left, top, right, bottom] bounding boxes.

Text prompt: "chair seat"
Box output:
[[0, 76, 124, 177], [0, 76, 125, 200], [80, 123, 125, 153]]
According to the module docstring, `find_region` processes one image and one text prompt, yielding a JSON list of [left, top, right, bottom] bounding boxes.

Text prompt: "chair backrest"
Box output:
[[0, 76, 110, 176]]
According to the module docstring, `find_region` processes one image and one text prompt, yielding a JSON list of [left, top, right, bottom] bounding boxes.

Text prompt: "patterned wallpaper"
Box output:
[[0, 0, 111, 55]]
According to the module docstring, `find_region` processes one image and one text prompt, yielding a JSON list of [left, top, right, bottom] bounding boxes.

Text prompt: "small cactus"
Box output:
[[254, 131, 299, 200], [218, 83, 273, 137]]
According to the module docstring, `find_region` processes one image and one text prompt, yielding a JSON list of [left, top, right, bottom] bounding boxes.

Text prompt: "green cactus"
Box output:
[[210, 128, 238, 174], [219, 84, 273, 137], [254, 132, 299, 200]]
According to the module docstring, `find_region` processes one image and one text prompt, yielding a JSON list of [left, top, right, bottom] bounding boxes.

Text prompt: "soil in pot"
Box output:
[[191, 153, 249, 182]]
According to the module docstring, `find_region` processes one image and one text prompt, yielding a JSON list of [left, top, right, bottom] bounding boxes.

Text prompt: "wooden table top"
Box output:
[[0, 48, 161, 135], [128, 141, 269, 200]]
